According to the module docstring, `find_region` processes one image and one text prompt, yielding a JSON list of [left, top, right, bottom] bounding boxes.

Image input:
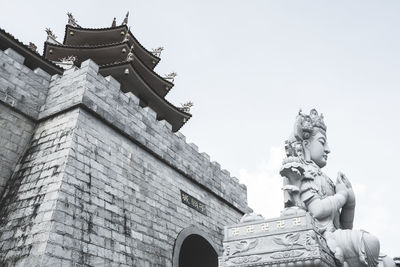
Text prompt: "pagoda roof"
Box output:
[[44, 41, 174, 96], [44, 41, 131, 65], [63, 25, 160, 69], [99, 61, 191, 132], [0, 27, 63, 75]]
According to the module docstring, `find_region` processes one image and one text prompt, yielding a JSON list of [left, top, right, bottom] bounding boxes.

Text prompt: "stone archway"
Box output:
[[172, 226, 219, 267]]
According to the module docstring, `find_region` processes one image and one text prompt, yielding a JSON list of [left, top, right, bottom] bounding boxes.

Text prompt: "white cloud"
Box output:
[[239, 146, 285, 218]]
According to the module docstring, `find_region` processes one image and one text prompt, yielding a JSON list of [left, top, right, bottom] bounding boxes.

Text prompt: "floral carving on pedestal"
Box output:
[[303, 232, 316, 250], [224, 239, 259, 257], [270, 250, 305, 259], [231, 255, 262, 264], [273, 233, 301, 249], [273, 232, 317, 251]]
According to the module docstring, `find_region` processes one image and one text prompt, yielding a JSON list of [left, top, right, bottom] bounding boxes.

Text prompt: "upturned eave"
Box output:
[[63, 25, 160, 69], [99, 61, 191, 132], [44, 41, 174, 96]]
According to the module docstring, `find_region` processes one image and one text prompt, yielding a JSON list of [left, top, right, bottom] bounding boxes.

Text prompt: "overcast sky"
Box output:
[[1, 0, 399, 256]]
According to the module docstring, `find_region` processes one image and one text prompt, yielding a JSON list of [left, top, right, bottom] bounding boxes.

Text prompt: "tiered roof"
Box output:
[[43, 13, 191, 132]]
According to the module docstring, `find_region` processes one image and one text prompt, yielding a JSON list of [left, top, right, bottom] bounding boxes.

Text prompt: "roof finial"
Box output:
[[45, 28, 60, 44], [164, 72, 177, 83], [67, 12, 80, 27], [122, 11, 129, 25], [111, 17, 116, 27], [151, 47, 164, 57]]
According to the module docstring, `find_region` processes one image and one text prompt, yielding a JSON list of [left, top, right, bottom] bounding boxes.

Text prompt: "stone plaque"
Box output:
[[180, 190, 206, 215]]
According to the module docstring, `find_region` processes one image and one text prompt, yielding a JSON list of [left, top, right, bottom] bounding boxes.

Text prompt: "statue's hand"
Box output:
[[335, 176, 349, 200], [338, 172, 356, 208]]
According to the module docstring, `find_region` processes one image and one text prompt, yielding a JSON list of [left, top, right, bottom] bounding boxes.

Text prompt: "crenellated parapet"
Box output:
[[38, 59, 249, 214], [0, 42, 250, 214]]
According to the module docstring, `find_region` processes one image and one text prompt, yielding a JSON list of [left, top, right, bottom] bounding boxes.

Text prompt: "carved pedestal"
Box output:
[[219, 212, 336, 267]]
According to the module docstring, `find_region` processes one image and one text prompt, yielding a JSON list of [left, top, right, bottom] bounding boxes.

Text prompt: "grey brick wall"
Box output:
[[0, 103, 35, 195], [0, 48, 250, 266], [0, 47, 51, 198], [0, 109, 79, 267], [38, 109, 242, 266], [0, 48, 51, 119], [36, 59, 249, 213]]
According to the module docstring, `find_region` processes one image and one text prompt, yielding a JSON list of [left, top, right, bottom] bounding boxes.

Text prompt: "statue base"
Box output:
[[219, 210, 336, 267]]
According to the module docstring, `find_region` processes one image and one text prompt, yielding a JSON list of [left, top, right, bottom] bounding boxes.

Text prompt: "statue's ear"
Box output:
[[302, 140, 311, 162], [303, 140, 309, 147]]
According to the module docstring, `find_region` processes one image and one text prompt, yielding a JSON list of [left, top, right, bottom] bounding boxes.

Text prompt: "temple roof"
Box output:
[[0, 28, 63, 75], [44, 41, 174, 96], [63, 25, 160, 69], [42, 13, 192, 132], [99, 61, 191, 132], [44, 41, 132, 66]]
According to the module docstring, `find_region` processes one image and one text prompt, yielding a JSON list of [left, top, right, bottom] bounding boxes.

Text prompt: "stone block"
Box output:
[[4, 48, 25, 64], [105, 75, 121, 90], [143, 106, 157, 119], [80, 59, 99, 73], [33, 68, 51, 80]]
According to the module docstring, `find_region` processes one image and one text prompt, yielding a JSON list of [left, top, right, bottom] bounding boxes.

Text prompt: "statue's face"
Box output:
[[305, 130, 330, 168]]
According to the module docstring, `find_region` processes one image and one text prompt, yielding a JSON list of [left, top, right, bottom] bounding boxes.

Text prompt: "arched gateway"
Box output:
[[173, 227, 219, 267]]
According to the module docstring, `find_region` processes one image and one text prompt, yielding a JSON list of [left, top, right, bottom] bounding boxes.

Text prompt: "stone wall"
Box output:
[[0, 103, 35, 195], [0, 48, 51, 196], [39, 109, 243, 266], [0, 47, 250, 266], [0, 109, 79, 266]]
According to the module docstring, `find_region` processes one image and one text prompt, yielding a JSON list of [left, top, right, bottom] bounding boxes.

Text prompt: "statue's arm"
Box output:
[[340, 204, 355, 229], [303, 191, 348, 220]]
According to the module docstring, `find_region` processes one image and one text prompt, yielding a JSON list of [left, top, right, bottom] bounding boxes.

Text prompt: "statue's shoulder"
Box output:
[[299, 163, 326, 203]]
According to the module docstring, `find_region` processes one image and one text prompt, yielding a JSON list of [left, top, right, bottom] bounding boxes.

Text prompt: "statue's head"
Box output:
[[285, 109, 330, 168]]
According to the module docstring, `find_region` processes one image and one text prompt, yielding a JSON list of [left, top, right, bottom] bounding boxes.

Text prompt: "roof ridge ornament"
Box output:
[[111, 17, 117, 27], [122, 11, 129, 26], [179, 101, 194, 113], [123, 27, 131, 42], [45, 28, 61, 45], [151, 47, 164, 57], [59, 55, 77, 64], [164, 72, 177, 83], [67, 12, 81, 28], [127, 45, 134, 61], [28, 42, 37, 52]]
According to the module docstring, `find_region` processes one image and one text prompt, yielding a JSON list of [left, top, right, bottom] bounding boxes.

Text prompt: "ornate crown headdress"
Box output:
[[294, 109, 326, 140], [284, 108, 326, 158]]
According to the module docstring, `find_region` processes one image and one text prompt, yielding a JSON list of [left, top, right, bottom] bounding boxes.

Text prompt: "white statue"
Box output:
[[280, 109, 395, 267]]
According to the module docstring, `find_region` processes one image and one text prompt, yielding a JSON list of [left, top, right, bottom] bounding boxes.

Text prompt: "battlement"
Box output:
[[0, 47, 249, 214], [0, 48, 52, 119]]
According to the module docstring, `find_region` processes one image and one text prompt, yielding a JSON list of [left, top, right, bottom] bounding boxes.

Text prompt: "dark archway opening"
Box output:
[[179, 234, 218, 267]]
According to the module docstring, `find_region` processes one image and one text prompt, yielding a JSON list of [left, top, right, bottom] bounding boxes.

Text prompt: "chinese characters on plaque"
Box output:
[[180, 190, 207, 215], [228, 216, 305, 238]]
